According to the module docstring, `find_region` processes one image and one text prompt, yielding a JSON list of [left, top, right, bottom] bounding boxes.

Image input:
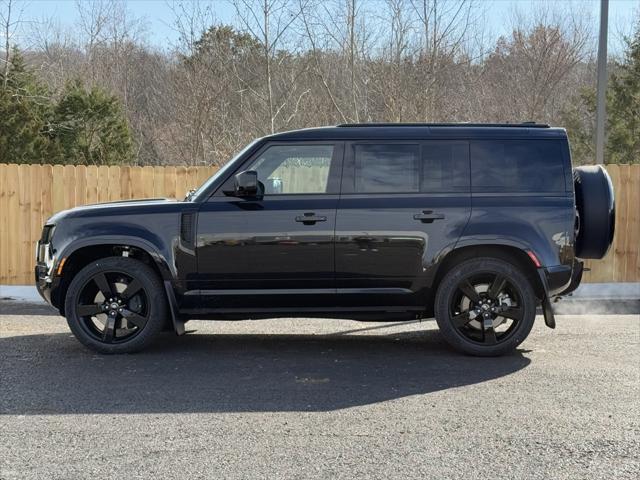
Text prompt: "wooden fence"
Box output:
[[583, 164, 639, 283], [0, 163, 638, 285], [0, 164, 217, 285]]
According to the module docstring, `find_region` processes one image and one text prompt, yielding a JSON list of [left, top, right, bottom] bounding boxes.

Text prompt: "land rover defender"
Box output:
[[35, 123, 615, 356]]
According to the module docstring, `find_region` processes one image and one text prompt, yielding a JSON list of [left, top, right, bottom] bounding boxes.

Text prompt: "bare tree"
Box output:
[[482, 5, 593, 122], [407, 0, 481, 121], [4, 0, 610, 166], [233, 0, 307, 134], [298, 0, 378, 122], [1, 0, 28, 88]]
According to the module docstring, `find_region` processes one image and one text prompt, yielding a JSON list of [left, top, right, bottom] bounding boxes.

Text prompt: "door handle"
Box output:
[[413, 210, 445, 223], [295, 212, 327, 225]]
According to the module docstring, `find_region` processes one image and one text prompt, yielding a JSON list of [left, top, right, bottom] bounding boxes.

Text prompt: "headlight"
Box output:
[[40, 225, 56, 243]]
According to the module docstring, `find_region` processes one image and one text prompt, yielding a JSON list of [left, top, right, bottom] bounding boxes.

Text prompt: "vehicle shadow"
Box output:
[[0, 328, 531, 415]]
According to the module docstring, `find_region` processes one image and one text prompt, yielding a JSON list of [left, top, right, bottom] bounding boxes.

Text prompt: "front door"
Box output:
[[196, 142, 343, 310], [335, 140, 471, 309]]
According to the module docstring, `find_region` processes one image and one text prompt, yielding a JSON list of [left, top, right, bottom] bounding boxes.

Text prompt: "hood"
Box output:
[[47, 198, 180, 224]]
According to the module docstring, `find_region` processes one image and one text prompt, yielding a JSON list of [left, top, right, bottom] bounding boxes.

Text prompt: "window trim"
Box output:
[[212, 141, 344, 198]]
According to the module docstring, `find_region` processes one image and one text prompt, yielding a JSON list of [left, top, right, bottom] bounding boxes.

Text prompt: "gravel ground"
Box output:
[[1, 311, 638, 479]]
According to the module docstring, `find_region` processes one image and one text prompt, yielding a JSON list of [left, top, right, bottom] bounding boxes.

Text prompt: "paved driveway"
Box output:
[[1, 312, 638, 479]]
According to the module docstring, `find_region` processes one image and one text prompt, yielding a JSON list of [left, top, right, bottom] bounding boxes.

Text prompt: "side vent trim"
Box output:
[[180, 212, 196, 247]]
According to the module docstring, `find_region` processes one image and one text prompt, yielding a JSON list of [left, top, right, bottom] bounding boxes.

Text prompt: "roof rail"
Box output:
[[336, 122, 551, 128]]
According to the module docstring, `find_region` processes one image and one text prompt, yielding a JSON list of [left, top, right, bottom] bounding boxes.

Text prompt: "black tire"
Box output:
[[64, 256, 168, 354], [434, 257, 537, 357], [574, 165, 615, 259]]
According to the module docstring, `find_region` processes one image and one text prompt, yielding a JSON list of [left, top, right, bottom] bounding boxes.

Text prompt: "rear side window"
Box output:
[[471, 140, 565, 193], [350, 142, 469, 194], [422, 141, 469, 192], [354, 144, 420, 193]]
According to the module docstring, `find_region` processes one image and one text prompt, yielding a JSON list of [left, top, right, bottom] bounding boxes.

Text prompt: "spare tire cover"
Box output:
[[573, 165, 615, 259]]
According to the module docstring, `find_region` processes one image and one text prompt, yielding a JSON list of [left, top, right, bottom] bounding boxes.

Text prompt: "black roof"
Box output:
[[337, 122, 551, 128], [266, 123, 566, 141]]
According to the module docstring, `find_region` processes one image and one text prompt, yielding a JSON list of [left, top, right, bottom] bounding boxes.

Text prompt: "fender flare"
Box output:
[[56, 236, 185, 335], [453, 237, 539, 257], [430, 238, 545, 292], [57, 235, 175, 282], [438, 238, 558, 329]]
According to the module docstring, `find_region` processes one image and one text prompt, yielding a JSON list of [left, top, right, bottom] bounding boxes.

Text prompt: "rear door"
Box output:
[[335, 140, 471, 309]]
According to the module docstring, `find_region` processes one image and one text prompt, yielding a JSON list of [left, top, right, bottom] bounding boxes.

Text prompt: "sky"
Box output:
[[7, 0, 640, 55]]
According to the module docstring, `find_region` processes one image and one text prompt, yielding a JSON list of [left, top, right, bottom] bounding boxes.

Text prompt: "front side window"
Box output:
[[192, 139, 260, 201], [249, 144, 335, 194], [354, 144, 420, 193]]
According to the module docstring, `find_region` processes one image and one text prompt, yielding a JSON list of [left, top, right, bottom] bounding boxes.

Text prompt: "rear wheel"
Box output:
[[64, 257, 168, 354], [434, 257, 536, 356]]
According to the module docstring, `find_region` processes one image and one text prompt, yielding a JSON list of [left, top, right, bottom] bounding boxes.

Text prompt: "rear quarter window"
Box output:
[[470, 140, 566, 193]]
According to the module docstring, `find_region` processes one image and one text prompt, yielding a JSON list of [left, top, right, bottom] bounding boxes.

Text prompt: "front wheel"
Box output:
[[434, 257, 537, 356], [64, 256, 169, 354]]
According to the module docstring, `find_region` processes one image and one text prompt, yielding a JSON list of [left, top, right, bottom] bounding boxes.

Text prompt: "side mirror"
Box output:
[[234, 170, 260, 197]]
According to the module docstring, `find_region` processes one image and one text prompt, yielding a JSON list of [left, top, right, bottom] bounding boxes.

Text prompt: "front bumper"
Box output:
[[35, 263, 49, 301], [35, 263, 56, 304], [35, 262, 64, 310], [35, 236, 63, 310]]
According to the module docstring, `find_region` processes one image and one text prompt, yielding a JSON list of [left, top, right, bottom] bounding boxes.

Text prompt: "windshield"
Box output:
[[189, 139, 260, 201]]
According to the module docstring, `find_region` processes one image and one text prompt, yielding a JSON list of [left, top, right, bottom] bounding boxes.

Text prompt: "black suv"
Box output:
[[35, 123, 615, 356]]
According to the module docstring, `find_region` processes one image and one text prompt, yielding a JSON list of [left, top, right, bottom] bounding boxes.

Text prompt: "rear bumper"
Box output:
[[536, 263, 578, 329], [543, 264, 573, 296], [539, 260, 583, 298], [537, 261, 584, 329], [557, 260, 584, 296]]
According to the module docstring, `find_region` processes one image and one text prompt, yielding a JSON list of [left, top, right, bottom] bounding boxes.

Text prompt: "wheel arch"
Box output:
[[432, 244, 545, 300], [53, 238, 173, 315]]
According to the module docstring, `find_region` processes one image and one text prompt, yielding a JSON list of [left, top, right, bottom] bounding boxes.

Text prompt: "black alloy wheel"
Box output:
[[64, 256, 169, 354], [448, 273, 524, 345], [434, 257, 537, 356], [75, 271, 149, 344]]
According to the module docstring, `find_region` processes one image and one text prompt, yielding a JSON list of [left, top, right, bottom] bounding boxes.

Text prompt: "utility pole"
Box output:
[[595, 0, 609, 164]]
